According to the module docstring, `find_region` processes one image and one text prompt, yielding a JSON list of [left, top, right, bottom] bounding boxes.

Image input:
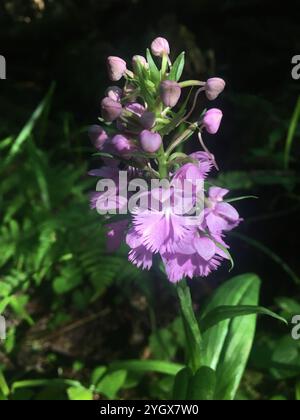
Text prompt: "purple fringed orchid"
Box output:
[[88, 36, 242, 283]]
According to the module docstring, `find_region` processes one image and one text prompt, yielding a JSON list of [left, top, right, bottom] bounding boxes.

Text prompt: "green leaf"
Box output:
[[95, 370, 127, 399], [110, 360, 183, 376], [12, 379, 81, 392], [10, 295, 34, 326], [0, 390, 7, 400], [91, 366, 107, 386], [0, 297, 12, 313], [296, 382, 300, 400], [169, 52, 185, 81], [214, 240, 235, 272], [53, 264, 81, 294], [4, 83, 55, 166], [67, 386, 93, 400], [226, 195, 258, 203], [187, 367, 216, 400], [284, 95, 300, 169], [177, 280, 203, 373], [271, 395, 287, 401], [275, 297, 300, 315], [199, 305, 287, 333], [172, 367, 192, 400], [0, 370, 10, 397], [26, 138, 50, 209], [201, 273, 261, 400], [270, 335, 300, 379], [146, 49, 160, 83], [92, 152, 115, 159]]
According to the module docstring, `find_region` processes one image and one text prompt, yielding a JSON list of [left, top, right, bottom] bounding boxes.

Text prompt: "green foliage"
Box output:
[[199, 305, 287, 333], [168, 52, 185, 82], [201, 274, 260, 400], [0, 89, 158, 400]]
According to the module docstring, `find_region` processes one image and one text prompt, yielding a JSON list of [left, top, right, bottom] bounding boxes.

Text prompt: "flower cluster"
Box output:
[[89, 37, 241, 283]]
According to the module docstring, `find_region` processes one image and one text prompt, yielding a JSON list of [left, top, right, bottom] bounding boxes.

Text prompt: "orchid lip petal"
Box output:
[[193, 237, 216, 261]]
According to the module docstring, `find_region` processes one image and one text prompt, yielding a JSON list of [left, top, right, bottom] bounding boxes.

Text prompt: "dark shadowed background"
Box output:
[[0, 0, 300, 400]]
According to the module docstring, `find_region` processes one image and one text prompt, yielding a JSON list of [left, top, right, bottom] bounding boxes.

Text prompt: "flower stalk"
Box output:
[[176, 280, 203, 373]]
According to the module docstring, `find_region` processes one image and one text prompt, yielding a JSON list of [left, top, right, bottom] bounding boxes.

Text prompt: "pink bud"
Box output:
[[107, 56, 127, 81], [160, 80, 181, 107], [203, 109, 223, 134], [101, 97, 123, 122], [205, 78, 226, 101], [132, 55, 148, 70], [140, 111, 156, 129], [139, 130, 162, 153], [88, 125, 109, 150], [105, 86, 123, 102], [151, 37, 170, 57], [111, 134, 134, 155]]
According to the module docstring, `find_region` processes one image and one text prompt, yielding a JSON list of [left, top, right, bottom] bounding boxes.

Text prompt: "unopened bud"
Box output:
[[111, 134, 135, 155], [140, 111, 156, 129], [139, 130, 162, 153], [101, 97, 123, 122], [132, 55, 148, 71], [107, 56, 127, 81], [88, 125, 109, 150], [202, 109, 223, 134], [205, 78, 226, 101], [160, 80, 181, 107], [151, 37, 170, 57], [105, 86, 123, 102]]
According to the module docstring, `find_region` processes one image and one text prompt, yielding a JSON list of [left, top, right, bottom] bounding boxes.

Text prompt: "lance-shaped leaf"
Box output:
[[169, 52, 185, 82], [199, 305, 287, 333], [200, 273, 261, 400]]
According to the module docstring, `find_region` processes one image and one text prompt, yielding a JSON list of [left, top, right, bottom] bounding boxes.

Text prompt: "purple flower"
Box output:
[[151, 37, 170, 57], [160, 80, 181, 108], [161, 231, 228, 283], [205, 78, 226, 101], [89, 191, 101, 210], [88, 125, 109, 150], [106, 220, 128, 252], [105, 86, 123, 102], [89, 43, 242, 284], [88, 166, 119, 180], [131, 188, 191, 254], [173, 163, 207, 184], [139, 130, 162, 153], [140, 111, 156, 129], [205, 187, 240, 234], [111, 134, 135, 156], [89, 166, 122, 211], [189, 151, 216, 177], [107, 56, 127, 81], [125, 102, 145, 117], [126, 228, 153, 270], [202, 108, 223, 134], [101, 97, 123, 122]]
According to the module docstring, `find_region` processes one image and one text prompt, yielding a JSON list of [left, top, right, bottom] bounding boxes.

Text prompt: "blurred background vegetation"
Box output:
[[0, 0, 300, 400]]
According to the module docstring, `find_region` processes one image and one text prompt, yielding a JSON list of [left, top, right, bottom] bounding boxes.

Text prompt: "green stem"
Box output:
[[157, 144, 168, 179], [165, 123, 198, 157], [179, 80, 205, 88], [161, 54, 168, 80], [177, 280, 203, 373]]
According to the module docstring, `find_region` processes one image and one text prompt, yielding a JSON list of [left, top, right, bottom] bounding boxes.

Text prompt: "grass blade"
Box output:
[[284, 95, 300, 169]]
